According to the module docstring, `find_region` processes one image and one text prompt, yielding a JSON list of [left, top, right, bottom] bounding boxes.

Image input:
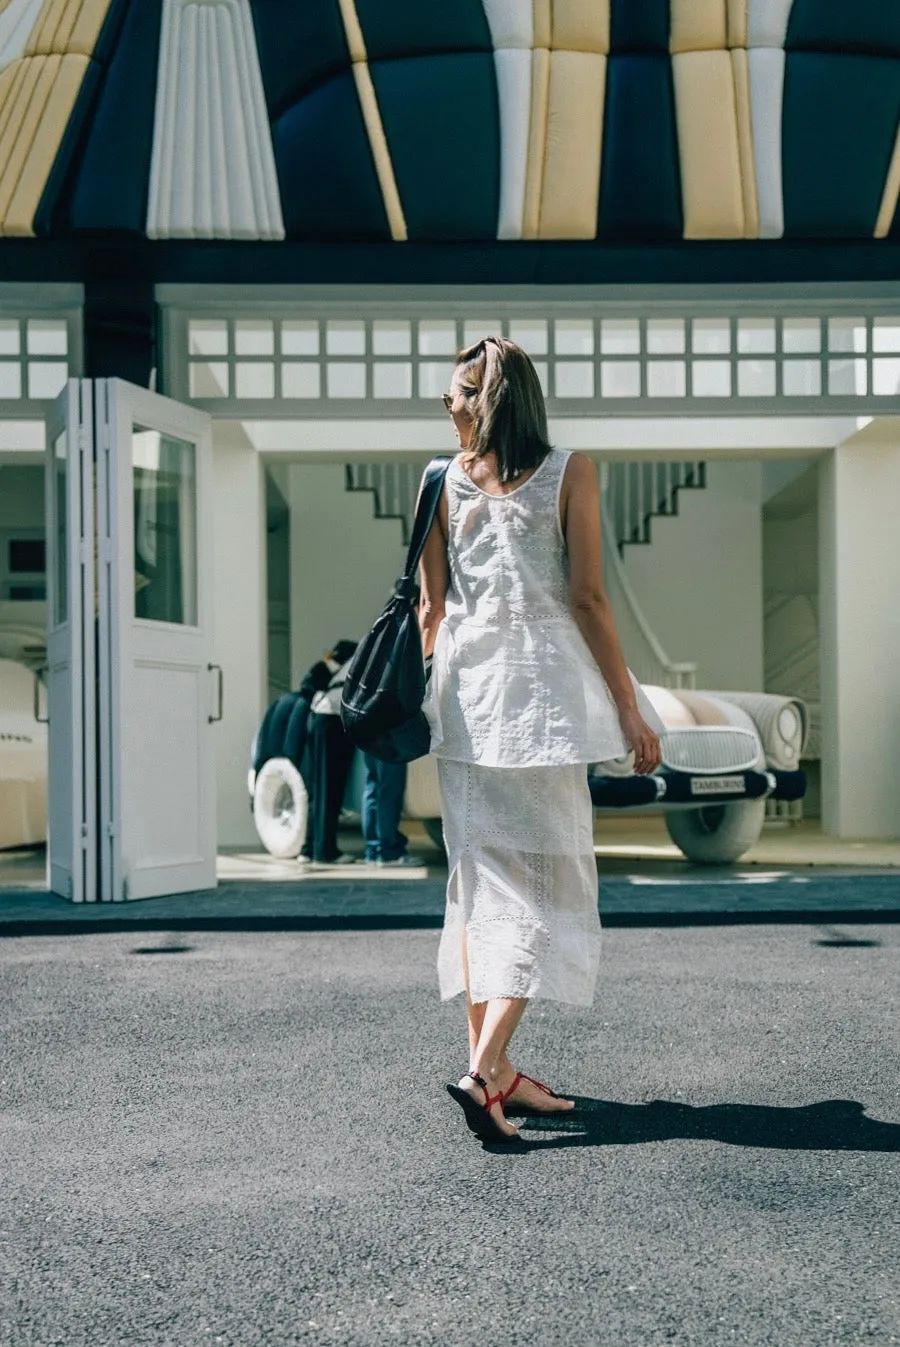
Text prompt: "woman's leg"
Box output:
[[462, 930, 573, 1115], [458, 997, 529, 1137], [460, 918, 527, 1134], [462, 930, 486, 1061], [461, 929, 527, 1084]]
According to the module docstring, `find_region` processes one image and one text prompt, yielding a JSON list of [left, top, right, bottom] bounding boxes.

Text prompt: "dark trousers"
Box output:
[[301, 712, 355, 862], [362, 756, 408, 862]]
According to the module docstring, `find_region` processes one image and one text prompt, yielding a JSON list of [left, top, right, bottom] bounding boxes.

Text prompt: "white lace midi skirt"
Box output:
[[436, 759, 602, 1007]]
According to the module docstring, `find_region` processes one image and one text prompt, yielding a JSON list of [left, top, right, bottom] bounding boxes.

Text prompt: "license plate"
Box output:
[[690, 775, 745, 796]]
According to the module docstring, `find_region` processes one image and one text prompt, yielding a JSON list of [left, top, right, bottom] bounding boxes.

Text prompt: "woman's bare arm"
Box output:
[[562, 454, 661, 772], [418, 488, 449, 658]]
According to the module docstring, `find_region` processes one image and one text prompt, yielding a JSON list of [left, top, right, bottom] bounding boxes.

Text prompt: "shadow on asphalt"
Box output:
[[815, 937, 881, 948], [130, 944, 196, 955], [497, 1098, 900, 1153]]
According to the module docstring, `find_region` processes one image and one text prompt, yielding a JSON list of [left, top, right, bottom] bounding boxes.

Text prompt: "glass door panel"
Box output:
[[132, 427, 198, 626]]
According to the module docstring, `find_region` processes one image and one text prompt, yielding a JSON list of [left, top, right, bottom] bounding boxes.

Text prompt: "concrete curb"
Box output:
[[2, 909, 900, 938], [2, 874, 899, 937]]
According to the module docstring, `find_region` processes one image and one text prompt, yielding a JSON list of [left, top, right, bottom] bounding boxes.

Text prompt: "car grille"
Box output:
[[660, 727, 760, 774]]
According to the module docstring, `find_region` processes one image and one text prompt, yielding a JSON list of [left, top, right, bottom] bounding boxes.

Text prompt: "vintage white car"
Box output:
[[0, 656, 47, 852], [250, 685, 808, 866]]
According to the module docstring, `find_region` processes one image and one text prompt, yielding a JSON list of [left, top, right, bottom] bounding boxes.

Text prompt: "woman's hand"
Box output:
[[618, 707, 662, 775]]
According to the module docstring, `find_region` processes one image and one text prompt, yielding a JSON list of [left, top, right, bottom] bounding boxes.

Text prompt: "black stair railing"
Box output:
[[606, 461, 707, 556]]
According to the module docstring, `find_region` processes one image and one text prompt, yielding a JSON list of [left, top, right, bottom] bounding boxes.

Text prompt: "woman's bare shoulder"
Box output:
[[566, 451, 597, 473], [561, 452, 599, 488], [559, 454, 599, 534]]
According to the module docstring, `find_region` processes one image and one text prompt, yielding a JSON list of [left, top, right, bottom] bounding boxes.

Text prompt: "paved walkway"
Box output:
[[2, 922, 898, 1345]]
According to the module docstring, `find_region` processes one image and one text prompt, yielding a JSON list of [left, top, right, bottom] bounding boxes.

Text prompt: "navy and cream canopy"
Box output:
[[1, 0, 899, 246]]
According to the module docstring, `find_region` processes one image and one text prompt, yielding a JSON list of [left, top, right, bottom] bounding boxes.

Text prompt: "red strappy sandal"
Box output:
[[502, 1072, 567, 1114], [446, 1072, 524, 1144]]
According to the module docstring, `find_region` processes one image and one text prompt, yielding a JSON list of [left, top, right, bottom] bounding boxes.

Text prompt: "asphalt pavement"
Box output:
[[1, 917, 898, 1346]]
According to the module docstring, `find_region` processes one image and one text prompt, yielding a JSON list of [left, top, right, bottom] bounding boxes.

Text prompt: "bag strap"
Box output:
[[400, 455, 452, 583]]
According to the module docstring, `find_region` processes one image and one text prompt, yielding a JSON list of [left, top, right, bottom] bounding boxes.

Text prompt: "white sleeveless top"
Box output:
[[423, 448, 663, 768]]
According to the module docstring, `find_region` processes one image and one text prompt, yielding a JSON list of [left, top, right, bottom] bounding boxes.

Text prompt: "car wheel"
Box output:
[[252, 757, 308, 858], [664, 798, 766, 865]]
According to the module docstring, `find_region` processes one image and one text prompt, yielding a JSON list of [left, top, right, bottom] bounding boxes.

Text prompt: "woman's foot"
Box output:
[[503, 1071, 575, 1115], [447, 1072, 520, 1142]]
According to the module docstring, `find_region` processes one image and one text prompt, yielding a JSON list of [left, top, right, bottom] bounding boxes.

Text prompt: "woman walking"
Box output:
[[419, 336, 663, 1144]]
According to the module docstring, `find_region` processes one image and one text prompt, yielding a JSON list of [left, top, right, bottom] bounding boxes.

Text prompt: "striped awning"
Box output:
[[0, 0, 898, 246]]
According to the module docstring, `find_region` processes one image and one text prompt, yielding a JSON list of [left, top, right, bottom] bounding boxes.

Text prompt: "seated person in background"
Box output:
[[251, 658, 333, 782]]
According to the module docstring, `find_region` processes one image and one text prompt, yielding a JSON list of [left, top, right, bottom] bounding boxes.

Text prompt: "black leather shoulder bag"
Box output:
[[340, 455, 451, 763]]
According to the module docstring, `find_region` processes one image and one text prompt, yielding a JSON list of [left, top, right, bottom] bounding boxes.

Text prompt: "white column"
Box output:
[[211, 421, 266, 847], [818, 418, 900, 838], [622, 460, 764, 690]]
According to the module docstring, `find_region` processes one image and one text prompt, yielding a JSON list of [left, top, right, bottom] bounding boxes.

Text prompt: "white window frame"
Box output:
[[158, 282, 900, 419], [0, 284, 83, 425]]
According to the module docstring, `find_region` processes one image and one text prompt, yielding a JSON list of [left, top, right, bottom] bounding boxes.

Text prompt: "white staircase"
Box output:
[[604, 461, 707, 554], [346, 459, 699, 689], [600, 498, 697, 689], [345, 460, 432, 546]]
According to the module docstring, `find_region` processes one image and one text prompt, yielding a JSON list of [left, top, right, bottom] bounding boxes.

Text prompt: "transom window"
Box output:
[[165, 296, 900, 416], [0, 317, 72, 402]]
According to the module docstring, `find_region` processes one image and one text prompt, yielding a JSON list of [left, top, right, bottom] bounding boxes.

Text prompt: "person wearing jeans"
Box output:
[[299, 640, 358, 867], [362, 756, 423, 867]]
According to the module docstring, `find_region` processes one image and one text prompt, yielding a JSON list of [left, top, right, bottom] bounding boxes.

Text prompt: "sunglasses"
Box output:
[[441, 388, 476, 412]]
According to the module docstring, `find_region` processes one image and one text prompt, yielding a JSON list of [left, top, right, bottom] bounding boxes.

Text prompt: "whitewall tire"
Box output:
[[252, 757, 308, 858], [664, 799, 766, 865]]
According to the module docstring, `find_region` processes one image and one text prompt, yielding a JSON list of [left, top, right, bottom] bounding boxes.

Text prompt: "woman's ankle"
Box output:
[[466, 1062, 514, 1095]]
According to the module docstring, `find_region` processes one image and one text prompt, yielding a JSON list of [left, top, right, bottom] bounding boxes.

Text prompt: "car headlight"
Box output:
[[777, 705, 800, 759], [593, 751, 635, 778]]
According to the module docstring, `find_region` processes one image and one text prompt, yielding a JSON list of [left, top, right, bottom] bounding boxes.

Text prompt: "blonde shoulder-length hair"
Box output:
[[454, 335, 552, 483]]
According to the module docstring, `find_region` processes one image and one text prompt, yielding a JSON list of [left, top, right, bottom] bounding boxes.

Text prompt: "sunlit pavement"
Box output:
[[1, 868, 900, 935], [1, 922, 898, 1347]]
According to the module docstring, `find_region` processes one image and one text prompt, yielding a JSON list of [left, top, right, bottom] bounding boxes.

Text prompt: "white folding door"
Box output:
[[45, 381, 95, 902], [46, 379, 217, 901]]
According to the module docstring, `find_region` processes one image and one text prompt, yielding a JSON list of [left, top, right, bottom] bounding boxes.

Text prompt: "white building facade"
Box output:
[[0, 1, 899, 897]]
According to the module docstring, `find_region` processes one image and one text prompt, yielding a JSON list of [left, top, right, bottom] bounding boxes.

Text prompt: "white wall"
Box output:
[[819, 420, 900, 838], [762, 466, 818, 706], [211, 423, 267, 847], [620, 460, 764, 691], [762, 458, 814, 504], [288, 463, 406, 684]]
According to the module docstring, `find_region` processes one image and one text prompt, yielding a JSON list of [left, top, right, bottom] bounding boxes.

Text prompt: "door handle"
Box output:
[[34, 667, 48, 724], [208, 663, 224, 723]]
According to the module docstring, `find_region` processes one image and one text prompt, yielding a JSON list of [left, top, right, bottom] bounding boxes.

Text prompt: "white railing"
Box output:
[[346, 461, 429, 545], [599, 500, 698, 689], [346, 461, 698, 690], [604, 460, 705, 553]]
